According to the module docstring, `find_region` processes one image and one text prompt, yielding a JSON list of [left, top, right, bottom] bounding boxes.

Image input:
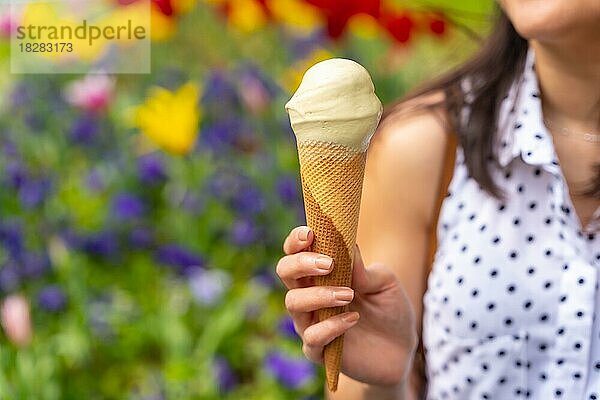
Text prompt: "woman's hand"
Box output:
[[276, 226, 419, 387]]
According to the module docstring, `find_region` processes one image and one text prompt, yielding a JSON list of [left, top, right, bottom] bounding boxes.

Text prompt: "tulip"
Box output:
[[64, 74, 116, 113], [133, 82, 201, 155], [1, 294, 32, 347]]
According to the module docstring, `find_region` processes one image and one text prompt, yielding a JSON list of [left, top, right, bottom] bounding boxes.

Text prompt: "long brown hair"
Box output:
[[385, 7, 600, 200]]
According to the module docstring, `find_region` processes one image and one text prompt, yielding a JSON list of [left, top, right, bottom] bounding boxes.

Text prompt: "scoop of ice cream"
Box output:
[[285, 58, 383, 152]]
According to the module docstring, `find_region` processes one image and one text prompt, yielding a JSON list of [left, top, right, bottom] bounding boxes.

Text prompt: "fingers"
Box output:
[[276, 252, 333, 288], [284, 285, 354, 336], [285, 286, 354, 313], [283, 226, 313, 255], [302, 312, 360, 363]]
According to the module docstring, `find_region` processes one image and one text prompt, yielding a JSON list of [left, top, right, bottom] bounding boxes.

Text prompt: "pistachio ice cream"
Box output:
[[285, 58, 383, 152]]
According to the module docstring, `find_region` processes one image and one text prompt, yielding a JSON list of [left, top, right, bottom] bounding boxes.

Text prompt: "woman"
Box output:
[[276, 0, 600, 399]]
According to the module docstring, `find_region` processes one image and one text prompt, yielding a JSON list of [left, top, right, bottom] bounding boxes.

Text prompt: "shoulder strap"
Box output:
[[426, 133, 458, 273]]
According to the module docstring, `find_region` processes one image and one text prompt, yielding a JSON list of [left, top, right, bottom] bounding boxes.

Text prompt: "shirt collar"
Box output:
[[496, 47, 561, 175]]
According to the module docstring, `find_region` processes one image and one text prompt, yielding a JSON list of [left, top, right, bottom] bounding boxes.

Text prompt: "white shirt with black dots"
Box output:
[[423, 47, 600, 400]]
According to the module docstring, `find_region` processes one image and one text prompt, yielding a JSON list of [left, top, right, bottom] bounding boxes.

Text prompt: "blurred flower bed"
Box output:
[[0, 0, 491, 398]]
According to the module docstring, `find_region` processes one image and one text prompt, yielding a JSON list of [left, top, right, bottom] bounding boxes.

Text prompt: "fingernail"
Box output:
[[342, 312, 360, 323], [298, 227, 310, 241], [315, 256, 332, 271], [334, 288, 354, 302]]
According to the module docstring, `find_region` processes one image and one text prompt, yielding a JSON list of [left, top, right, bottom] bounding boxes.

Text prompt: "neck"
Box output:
[[531, 40, 600, 131]]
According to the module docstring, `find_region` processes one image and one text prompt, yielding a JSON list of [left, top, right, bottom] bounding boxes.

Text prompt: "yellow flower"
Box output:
[[227, 0, 268, 32], [172, 0, 198, 14], [133, 82, 201, 155], [149, 5, 177, 41], [266, 0, 322, 32], [348, 14, 380, 38]]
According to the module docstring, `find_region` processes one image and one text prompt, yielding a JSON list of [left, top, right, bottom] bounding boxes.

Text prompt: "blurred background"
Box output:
[[0, 0, 493, 398]]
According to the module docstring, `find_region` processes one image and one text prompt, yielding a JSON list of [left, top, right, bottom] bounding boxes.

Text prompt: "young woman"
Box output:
[[276, 1, 600, 398]]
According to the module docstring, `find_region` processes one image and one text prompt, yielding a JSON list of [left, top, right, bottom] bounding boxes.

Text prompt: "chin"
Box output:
[[498, 0, 600, 42]]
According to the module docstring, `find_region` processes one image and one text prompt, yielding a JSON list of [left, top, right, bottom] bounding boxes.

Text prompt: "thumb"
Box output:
[[352, 245, 397, 295]]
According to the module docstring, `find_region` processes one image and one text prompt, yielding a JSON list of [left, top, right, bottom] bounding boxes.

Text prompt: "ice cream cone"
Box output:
[[297, 140, 367, 392], [285, 58, 382, 392]]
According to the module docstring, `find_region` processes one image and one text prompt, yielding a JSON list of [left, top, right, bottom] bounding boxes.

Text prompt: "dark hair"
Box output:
[[385, 7, 600, 200]]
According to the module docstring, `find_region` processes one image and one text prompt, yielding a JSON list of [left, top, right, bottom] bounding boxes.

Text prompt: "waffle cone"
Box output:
[[297, 140, 367, 392]]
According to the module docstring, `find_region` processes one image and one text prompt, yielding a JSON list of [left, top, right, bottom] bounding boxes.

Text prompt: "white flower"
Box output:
[[189, 269, 232, 306], [64, 73, 115, 112]]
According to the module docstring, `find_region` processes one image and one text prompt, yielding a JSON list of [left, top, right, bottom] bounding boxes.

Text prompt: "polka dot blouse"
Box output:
[[422, 47, 600, 399]]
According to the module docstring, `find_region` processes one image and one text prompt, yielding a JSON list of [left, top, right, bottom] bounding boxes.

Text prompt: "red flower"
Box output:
[[429, 16, 446, 36], [303, 0, 381, 39], [381, 12, 413, 43], [116, 0, 174, 17], [153, 0, 174, 16], [254, 0, 273, 18]]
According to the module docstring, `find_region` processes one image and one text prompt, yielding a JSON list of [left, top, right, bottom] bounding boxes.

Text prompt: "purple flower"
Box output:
[[11, 82, 33, 109], [128, 227, 154, 249], [20, 252, 51, 279], [0, 221, 23, 259], [265, 351, 315, 389], [37, 285, 67, 312], [137, 153, 167, 185], [155, 245, 205, 276], [253, 268, 279, 288], [277, 315, 298, 338], [180, 191, 205, 215], [18, 178, 51, 208], [2, 139, 18, 157], [201, 71, 240, 112], [70, 113, 100, 145], [207, 169, 246, 201], [233, 185, 265, 216], [80, 231, 119, 259], [5, 161, 26, 190], [229, 219, 259, 247], [189, 269, 231, 306], [200, 119, 242, 153], [112, 193, 145, 220], [289, 29, 326, 60], [213, 356, 238, 393], [85, 169, 104, 192], [0, 262, 20, 294], [200, 118, 259, 154], [276, 175, 300, 205]]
